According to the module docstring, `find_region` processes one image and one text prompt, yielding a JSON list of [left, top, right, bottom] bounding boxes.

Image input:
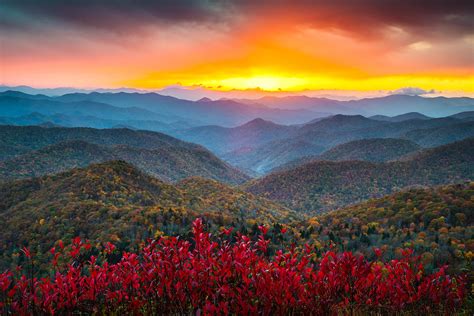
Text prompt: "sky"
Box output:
[[1, 0, 473, 98]]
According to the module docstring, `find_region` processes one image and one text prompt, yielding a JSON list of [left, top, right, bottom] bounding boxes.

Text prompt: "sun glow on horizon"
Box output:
[[1, 2, 473, 95], [123, 73, 474, 93]]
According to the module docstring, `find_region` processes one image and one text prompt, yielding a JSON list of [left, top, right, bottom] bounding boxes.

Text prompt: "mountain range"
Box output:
[[0, 160, 296, 270], [1, 90, 473, 129], [244, 138, 474, 212], [0, 111, 194, 133], [42, 91, 320, 126], [0, 88, 472, 278], [370, 112, 432, 122], [0, 125, 248, 184], [234, 94, 474, 116], [175, 118, 298, 155], [271, 138, 422, 171], [217, 114, 474, 174]]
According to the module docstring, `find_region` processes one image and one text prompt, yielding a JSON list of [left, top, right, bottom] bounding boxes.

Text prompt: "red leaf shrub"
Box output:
[[0, 219, 466, 315]]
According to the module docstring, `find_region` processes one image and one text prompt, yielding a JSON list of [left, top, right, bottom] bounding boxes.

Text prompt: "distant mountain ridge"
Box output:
[[271, 138, 422, 172], [220, 115, 474, 174], [449, 111, 474, 120], [1, 90, 473, 129], [403, 121, 474, 147], [317, 138, 421, 162], [52, 91, 320, 126], [245, 138, 474, 212], [0, 112, 195, 133], [235, 94, 474, 117], [0, 125, 249, 184], [176, 118, 297, 154], [370, 112, 432, 122], [1, 90, 473, 175], [0, 94, 168, 122]]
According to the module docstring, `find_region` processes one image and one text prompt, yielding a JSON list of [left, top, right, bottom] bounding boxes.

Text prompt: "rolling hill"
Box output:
[[176, 118, 297, 154], [295, 182, 473, 271], [402, 121, 474, 147], [0, 125, 204, 159], [55, 91, 319, 126], [270, 138, 422, 172], [0, 161, 296, 270], [0, 112, 195, 133], [250, 94, 474, 117], [449, 111, 474, 120], [0, 126, 249, 184], [2, 90, 473, 129], [244, 138, 474, 212], [294, 116, 463, 148], [217, 115, 471, 174], [317, 138, 421, 162], [203, 115, 386, 174], [0, 93, 169, 122], [370, 112, 431, 122], [0, 140, 249, 184]]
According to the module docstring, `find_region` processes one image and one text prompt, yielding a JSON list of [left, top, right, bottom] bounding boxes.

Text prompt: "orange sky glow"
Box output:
[[1, 1, 473, 96]]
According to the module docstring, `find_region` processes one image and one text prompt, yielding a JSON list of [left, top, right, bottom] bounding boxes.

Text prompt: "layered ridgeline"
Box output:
[[0, 161, 297, 270], [245, 138, 474, 212], [194, 114, 474, 174], [294, 183, 473, 272], [0, 125, 248, 184], [270, 138, 422, 173], [370, 112, 432, 122], [0, 91, 204, 132], [245, 94, 474, 117], [403, 121, 474, 147], [315, 138, 421, 162], [3, 89, 474, 121], [0, 91, 165, 121], [0, 111, 195, 133], [0, 90, 318, 126], [175, 118, 298, 155], [2, 90, 474, 175]]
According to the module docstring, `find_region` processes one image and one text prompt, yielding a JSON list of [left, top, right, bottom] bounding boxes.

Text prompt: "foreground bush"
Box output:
[[0, 219, 467, 315]]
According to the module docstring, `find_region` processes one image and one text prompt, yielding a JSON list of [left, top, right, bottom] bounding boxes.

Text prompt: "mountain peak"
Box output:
[[241, 118, 277, 128], [393, 112, 431, 120], [371, 112, 431, 122], [197, 97, 213, 102]]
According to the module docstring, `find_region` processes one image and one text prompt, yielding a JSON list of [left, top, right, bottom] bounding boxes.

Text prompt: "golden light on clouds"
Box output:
[[125, 72, 474, 93], [1, 1, 473, 95]]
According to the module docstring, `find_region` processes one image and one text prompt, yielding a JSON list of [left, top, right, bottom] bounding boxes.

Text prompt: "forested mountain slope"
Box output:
[[317, 138, 421, 162], [295, 182, 473, 272], [0, 140, 249, 184], [176, 118, 297, 154], [245, 138, 474, 212], [220, 115, 472, 174], [0, 161, 296, 270], [0, 125, 249, 184]]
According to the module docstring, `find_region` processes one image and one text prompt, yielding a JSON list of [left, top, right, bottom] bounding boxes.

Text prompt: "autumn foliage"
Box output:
[[0, 219, 467, 315]]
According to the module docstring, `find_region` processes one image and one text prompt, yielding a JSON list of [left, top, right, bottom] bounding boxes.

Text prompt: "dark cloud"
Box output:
[[236, 0, 474, 39], [0, 0, 231, 34], [1, 0, 473, 39]]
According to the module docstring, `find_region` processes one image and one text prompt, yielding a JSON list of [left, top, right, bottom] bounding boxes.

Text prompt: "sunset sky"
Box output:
[[1, 0, 473, 97]]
